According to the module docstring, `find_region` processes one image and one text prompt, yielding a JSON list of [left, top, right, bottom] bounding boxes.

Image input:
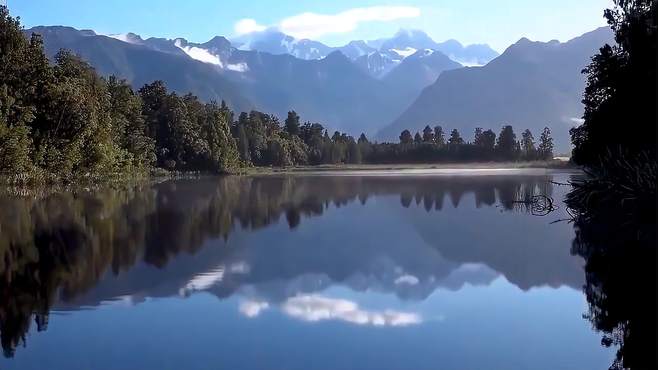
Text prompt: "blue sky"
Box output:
[[11, 0, 612, 52]]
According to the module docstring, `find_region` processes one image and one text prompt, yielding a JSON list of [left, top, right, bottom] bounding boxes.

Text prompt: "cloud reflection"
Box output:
[[239, 300, 270, 317], [281, 295, 421, 326]]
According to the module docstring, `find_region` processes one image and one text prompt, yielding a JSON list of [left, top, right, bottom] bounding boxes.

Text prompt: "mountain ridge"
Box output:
[[377, 27, 614, 151]]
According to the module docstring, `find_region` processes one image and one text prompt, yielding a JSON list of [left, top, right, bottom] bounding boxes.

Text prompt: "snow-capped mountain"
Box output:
[[380, 29, 442, 51], [335, 40, 377, 59], [231, 28, 500, 75], [435, 39, 501, 66], [353, 50, 404, 78], [231, 29, 333, 60]]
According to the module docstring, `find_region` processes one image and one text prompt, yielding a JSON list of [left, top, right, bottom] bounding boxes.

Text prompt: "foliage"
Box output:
[[570, 0, 656, 166], [565, 2, 657, 369]]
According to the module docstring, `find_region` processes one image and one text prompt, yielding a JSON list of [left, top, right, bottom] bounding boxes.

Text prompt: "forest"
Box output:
[[0, 6, 555, 183]]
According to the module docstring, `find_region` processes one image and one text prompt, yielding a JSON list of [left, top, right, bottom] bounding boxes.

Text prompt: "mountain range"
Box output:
[[25, 26, 613, 150], [378, 27, 613, 148]]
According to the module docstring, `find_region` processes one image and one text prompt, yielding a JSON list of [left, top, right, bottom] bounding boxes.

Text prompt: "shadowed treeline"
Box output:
[[565, 1, 657, 369], [0, 174, 563, 357], [568, 174, 656, 370]]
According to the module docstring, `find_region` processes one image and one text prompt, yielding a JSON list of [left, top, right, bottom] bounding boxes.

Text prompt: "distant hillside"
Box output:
[[27, 26, 253, 112], [377, 27, 614, 151], [27, 26, 410, 134], [382, 49, 462, 109]]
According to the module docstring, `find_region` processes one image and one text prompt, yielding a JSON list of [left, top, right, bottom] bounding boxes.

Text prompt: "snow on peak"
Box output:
[[391, 47, 417, 58], [453, 57, 485, 67], [226, 62, 249, 72]]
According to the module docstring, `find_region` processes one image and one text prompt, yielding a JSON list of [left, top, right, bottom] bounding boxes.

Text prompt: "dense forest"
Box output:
[[0, 6, 556, 183]]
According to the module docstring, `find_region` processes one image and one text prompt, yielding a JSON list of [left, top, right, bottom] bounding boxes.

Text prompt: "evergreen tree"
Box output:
[[347, 139, 362, 164], [284, 110, 301, 137], [448, 129, 464, 145], [414, 132, 423, 144], [475, 129, 496, 151], [521, 129, 536, 159], [399, 130, 413, 145], [434, 126, 445, 146], [422, 125, 435, 143], [496, 125, 518, 159], [474, 128, 484, 145], [106, 76, 155, 170], [538, 127, 554, 160]]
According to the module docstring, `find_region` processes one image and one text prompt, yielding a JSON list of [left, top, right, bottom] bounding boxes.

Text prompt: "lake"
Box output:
[[0, 170, 615, 370]]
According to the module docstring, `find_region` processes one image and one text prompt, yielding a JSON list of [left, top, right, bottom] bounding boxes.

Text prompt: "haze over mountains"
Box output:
[[26, 25, 612, 150]]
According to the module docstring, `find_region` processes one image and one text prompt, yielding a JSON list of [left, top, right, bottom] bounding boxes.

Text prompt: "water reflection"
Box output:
[[568, 178, 656, 370], [0, 173, 597, 366]]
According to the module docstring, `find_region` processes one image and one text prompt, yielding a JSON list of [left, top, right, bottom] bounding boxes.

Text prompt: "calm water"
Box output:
[[0, 171, 614, 370]]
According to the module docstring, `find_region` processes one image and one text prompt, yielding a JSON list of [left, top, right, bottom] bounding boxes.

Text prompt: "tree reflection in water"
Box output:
[[1, 173, 648, 367], [567, 175, 656, 370]]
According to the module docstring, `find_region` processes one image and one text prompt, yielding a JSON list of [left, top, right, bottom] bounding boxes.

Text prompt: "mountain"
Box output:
[[336, 40, 376, 59], [232, 29, 333, 60], [382, 49, 462, 107], [377, 27, 614, 151], [233, 28, 498, 72], [28, 26, 252, 111], [220, 50, 405, 134], [435, 39, 500, 66], [379, 29, 499, 67], [380, 29, 442, 51], [28, 26, 410, 135], [353, 49, 403, 78]]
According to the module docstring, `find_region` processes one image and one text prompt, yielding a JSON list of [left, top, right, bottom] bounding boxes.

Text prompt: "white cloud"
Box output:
[[175, 40, 223, 66], [281, 295, 421, 326], [178, 264, 225, 297], [234, 6, 421, 40], [229, 261, 251, 274], [394, 274, 420, 286], [235, 18, 267, 35], [108, 33, 139, 44], [239, 300, 270, 317]]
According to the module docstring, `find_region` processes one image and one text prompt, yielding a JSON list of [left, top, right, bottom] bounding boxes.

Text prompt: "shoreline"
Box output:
[[245, 160, 578, 176], [1, 161, 578, 187]]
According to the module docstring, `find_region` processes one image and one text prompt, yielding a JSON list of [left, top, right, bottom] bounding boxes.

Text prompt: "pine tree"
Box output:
[[414, 132, 423, 144], [521, 129, 536, 159], [448, 129, 464, 145], [422, 125, 434, 143], [284, 110, 300, 137], [496, 125, 518, 159], [399, 130, 413, 145], [434, 126, 445, 146], [538, 127, 554, 160]]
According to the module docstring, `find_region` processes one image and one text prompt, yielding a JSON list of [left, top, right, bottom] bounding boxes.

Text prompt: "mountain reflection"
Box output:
[[0, 174, 578, 357]]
